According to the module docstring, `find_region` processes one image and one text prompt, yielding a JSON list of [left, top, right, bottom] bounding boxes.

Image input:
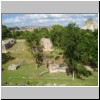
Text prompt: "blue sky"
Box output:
[[2, 14, 98, 28]]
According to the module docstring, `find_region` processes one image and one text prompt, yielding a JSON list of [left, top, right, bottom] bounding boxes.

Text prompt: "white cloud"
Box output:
[[3, 14, 49, 24], [58, 18, 67, 21], [25, 14, 48, 19], [37, 19, 50, 23], [3, 17, 20, 23]]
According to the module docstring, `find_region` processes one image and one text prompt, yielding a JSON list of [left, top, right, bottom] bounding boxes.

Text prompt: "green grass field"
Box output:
[[2, 40, 98, 86]]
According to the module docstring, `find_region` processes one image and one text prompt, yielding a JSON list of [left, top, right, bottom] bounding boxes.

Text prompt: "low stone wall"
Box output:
[[84, 65, 94, 72], [48, 64, 68, 73]]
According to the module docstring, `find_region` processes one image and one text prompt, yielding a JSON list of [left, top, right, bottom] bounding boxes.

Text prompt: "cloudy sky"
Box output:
[[2, 14, 98, 28]]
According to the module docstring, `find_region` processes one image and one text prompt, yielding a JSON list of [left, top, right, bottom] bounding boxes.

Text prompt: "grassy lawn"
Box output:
[[2, 40, 98, 86]]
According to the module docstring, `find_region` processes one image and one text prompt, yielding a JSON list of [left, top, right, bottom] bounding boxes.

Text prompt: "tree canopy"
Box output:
[[2, 25, 12, 39], [2, 23, 98, 78]]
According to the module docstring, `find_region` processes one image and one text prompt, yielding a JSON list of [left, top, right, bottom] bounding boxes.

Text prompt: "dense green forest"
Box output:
[[2, 23, 98, 79]]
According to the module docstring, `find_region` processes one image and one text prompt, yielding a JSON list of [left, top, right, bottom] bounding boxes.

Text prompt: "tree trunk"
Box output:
[[72, 71, 75, 80], [36, 64, 38, 69]]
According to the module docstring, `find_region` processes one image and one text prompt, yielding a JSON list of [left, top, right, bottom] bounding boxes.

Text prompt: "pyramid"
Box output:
[[82, 18, 98, 31]]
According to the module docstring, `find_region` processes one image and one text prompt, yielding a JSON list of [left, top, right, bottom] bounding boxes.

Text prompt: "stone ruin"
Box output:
[[82, 18, 98, 31], [39, 63, 68, 76], [2, 38, 16, 53], [8, 64, 19, 70], [84, 65, 94, 72], [7, 61, 23, 70], [47, 64, 94, 74], [2, 41, 8, 53], [48, 64, 68, 73], [40, 38, 53, 52]]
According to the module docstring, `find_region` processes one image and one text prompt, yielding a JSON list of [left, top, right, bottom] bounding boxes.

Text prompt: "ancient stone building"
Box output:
[[82, 18, 98, 31], [40, 38, 54, 52], [2, 38, 16, 53], [14, 26, 51, 32]]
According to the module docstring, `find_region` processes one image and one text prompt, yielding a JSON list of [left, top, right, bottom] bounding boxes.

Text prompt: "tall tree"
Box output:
[[2, 25, 12, 39], [50, 25, 65, 47], [63, 23, 92, 79]]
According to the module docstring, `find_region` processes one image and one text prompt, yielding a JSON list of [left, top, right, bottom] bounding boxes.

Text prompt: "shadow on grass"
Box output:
[[76, 76, 85, 80], [65, 68, 87, 80], [2, 53, 15, 64]]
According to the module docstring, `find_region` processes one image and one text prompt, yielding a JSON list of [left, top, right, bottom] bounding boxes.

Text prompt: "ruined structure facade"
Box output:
[[82, 18, 98, 31], [14, 26, 51, 32]]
